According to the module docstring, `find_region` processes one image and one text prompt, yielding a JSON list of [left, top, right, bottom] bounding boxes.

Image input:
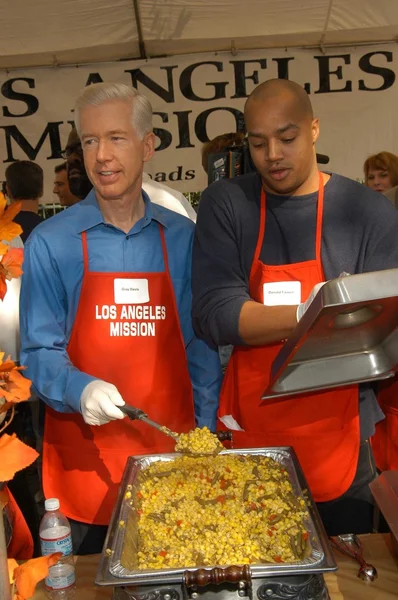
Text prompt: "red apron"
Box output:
[[1, 485, 33, 560], [372, 375, 398, 471], [43, 226, 195, 525], [218, 173, 360, 502]]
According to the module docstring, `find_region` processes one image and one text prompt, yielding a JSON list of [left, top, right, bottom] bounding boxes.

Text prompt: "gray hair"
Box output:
[[74, 82, 153, 139]]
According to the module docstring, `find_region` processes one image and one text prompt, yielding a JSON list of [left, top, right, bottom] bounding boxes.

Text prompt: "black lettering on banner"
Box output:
[[314, 54, 352, 93], [0, 122, 64, 163], [169, 166, 183, 182], [185, 169, 195, 180], [195, 107, 245, 143], [180, 61, 228, 101], [85, 73, 104, 86], [153, 112, 173, 151], [174, 111, 195, 148], [125, 66, 177, 103], [272, 57, 295, 80], [154, 172, 167, 182], [358, 52, 395, 91], [230, 59, 267, 98], [1, 78, 39, 117]]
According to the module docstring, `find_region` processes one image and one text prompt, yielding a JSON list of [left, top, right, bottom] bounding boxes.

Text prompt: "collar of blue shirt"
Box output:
[[76, 188, 169, 234]]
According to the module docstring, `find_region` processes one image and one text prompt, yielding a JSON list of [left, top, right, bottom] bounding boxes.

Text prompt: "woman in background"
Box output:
[[364, 151, 398, 194]]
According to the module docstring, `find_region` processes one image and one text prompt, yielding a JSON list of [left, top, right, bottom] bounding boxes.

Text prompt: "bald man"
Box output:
[[192, 79, 398, 536]]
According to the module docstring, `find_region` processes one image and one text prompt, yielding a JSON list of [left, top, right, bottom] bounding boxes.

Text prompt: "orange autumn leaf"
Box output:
[[1, 248, 24, 278], [1, 370, 32, 406], [8, 558, 18, 585], [0, 352, 30, 411], [0, 193, 22, 251], [0, 247, 23, 300], [10, 553, 63, 600], [0, 351, 25, 375], [0, 433, 38, 481]]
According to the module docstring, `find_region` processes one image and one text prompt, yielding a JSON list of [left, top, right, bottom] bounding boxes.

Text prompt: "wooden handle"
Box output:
[[216, 430, 232, 442], [184, 564, 251, 587]]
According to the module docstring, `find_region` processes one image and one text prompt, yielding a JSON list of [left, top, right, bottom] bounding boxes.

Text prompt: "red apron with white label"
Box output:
[[43, 226, 195, 525], [372, 375, 398, 471], [218, 173, 360, 502]]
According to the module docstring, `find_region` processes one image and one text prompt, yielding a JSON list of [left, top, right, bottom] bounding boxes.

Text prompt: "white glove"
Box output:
[[296, 282, 326, 322], [80, 380, 125, 426]]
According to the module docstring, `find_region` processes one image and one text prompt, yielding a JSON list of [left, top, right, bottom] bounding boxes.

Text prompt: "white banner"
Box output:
[[0, 45, 397, 202]]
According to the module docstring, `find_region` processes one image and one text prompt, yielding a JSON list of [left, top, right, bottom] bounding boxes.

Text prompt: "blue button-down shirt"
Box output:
[[20, 190, 221, 430]]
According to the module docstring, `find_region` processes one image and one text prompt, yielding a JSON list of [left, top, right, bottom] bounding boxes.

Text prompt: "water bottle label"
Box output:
[[40, 531, 73, 556], [45, 570, 75, 590]]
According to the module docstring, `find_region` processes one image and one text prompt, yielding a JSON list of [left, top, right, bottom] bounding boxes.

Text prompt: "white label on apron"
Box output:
[[263, 281, 301, 306], [114, 278, 149, 304]]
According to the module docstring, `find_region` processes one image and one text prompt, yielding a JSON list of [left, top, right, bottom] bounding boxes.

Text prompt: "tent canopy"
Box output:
[[1, 0, 398, 70]]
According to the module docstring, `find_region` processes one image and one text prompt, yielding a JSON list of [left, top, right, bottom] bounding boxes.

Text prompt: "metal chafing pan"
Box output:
[[96, 447, 336, 588], [262, 269, 398, 400]]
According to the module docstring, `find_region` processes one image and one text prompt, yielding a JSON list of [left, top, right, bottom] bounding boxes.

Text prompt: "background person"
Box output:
[[5, 161, 43, 242], [53, 162, 80, 206], [363, 151, 398, 194]]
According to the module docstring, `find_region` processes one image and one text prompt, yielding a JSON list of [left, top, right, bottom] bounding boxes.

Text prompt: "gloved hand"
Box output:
[[296, 282, 326, 322], [80, 380, 125, 426]]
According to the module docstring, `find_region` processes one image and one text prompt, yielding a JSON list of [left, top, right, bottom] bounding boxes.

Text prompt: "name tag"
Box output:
[[263, 281, 301, 306], [114, 278, 149, 304]]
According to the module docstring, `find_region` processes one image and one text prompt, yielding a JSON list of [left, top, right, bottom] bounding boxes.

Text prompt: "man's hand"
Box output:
[[80, 380, 125, 426], [296, 282, 326, 322]]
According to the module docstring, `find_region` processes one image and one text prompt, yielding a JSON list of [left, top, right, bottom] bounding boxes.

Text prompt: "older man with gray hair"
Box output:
[[19, 83, 221, 554]]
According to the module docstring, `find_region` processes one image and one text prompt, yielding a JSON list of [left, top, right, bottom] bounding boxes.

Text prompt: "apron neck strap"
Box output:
[[158, 224, 170, 274], [255, 171, 325, 264], [81, 231, 89, 271]]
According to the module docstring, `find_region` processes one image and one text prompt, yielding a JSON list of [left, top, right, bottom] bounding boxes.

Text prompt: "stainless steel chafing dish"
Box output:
[[96, 447, 336, 599], [262, 269, 398, 400]]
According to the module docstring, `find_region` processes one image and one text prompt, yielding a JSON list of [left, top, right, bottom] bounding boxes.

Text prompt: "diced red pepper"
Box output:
[[274, 556, 283, 563], [152, 490, 158, 496], [271, 526, 277, 531], [176, 520, 183, 526], [250, 502, 257, 511], [206, 477, 212, 483], [137, 509, 143, 516], [267, 530, 273, 537], [159, 550, 168, 557], [303, 532, 309, 541], [216, 495, 226, 504], [199, 473, 204, 479], [220, 479, 227, 489], [137, 492, 143, 499], [269, 514, 277, 521], [258, 485, 264, 490], [225, 467, 231, 473]]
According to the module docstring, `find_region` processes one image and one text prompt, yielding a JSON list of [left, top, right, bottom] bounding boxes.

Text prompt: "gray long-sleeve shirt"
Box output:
[[192, 172, 398, 439]]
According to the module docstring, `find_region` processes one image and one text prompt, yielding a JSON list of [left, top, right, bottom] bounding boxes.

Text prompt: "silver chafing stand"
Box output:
[[96, 448, 336, 600]]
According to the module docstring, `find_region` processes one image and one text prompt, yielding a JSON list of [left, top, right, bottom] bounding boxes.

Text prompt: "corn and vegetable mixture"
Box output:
[[122, 454, 310, 570], [174, 426, 224, 455]]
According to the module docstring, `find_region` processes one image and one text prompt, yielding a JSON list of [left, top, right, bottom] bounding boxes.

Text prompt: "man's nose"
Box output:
[[267, 139, 283, 162], [96, 140, 113, 163]]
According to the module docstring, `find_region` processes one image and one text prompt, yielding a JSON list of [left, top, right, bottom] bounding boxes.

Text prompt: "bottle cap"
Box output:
[[45, 498, 60, 511]]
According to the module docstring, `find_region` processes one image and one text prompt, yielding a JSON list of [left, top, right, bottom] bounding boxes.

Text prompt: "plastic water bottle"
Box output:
[[39, 498, 76, 599]]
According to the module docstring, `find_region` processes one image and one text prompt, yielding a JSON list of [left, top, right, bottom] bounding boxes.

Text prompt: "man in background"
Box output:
[[53, 163, 80, 207], [5, 161, 43, 242], [62, 127, 197, 221]]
